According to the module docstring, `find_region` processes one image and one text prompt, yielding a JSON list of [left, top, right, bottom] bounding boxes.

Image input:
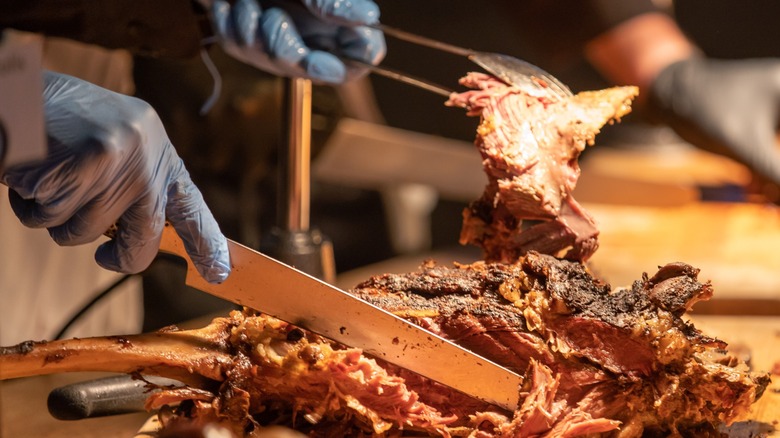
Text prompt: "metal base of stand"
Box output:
[[259, 227, 336, 284]]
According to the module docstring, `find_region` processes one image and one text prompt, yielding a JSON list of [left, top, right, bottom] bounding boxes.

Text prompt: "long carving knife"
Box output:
[[159, 223, 522, 411]]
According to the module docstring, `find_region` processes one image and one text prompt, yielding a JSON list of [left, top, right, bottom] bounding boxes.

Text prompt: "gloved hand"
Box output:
[[0, 71, 231, 283], [208, 0, 385, 83], [648, 57, 780, 194]]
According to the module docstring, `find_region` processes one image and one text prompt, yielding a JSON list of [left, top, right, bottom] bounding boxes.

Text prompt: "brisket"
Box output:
[[0, 74, 768, 438], [1, 253, 769, 437]]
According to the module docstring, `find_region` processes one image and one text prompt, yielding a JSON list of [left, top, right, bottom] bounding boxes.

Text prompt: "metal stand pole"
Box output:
[[260, 78, 335, 282]]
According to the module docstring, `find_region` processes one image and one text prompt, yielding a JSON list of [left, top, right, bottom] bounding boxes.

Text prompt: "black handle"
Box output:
[[47, 375, 182, 420]]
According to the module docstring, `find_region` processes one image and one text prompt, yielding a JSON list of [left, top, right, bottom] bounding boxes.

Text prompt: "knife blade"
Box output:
[[158, 223, 522, 411]]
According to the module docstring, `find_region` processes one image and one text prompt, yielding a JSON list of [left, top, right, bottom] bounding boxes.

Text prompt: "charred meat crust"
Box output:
[[0, 253, 769, 437], [352, 252, 768, 435], [356, 252, 709, 340]]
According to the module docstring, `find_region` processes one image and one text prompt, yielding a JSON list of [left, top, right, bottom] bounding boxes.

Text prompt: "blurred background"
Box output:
[[3, 0, 780, 344]]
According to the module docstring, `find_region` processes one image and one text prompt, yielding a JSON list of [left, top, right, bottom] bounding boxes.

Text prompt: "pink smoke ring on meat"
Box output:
[[447, 72, 638, 263]]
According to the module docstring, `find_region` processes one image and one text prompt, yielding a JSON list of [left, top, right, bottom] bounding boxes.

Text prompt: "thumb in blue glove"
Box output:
[[1, 71, 231, 283], [209, 0, 385, 83]]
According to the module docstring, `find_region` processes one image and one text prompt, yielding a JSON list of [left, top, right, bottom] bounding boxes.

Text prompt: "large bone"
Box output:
[[0, 317, 234, 386], [1, 311, 478, 437]]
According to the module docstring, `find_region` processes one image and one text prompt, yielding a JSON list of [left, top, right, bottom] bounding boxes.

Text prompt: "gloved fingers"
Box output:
[[302, 0, 380, 26], [215, 1, 342, 82], [3, 160, 88, 229], [45, 199, 126, 246], [302, 25, 385, 63], [211, 0, 235, 42], [94, 200, 165, 275], [6, 183, 83, 230], [258, 8, 309, 69], [336, 25, 386, 75], [6, 188, 50, 228], [650, 58, 780, 186], [211, 0, 380, 83], [283, 13, 384, 81], [260, 7, 347, 83], [6, 187, 38, 225], [212, 0, 262, 48], [300, 51, 347, 83], [214, 0, 307, 67], [164, 162, 231, 284]]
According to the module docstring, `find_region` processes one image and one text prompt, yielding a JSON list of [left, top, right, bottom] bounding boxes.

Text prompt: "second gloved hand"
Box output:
[[1, 71, 230, 283], [209, 0, 386, 83], [648, 57, 780, 192]]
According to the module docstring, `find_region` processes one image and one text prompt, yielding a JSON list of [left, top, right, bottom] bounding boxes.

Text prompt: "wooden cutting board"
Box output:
[[587, 202, 780, 315]]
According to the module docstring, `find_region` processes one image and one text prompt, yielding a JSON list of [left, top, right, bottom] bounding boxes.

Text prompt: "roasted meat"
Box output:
[[0, 75, 768, 437], [1, 253, 769, 437], [447, 73, 638, 263], [352, 252, 769, 436]]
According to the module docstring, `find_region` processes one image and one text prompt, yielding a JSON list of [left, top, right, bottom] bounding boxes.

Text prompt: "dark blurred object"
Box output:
[[674, 0, 780, 59], [647, 58, 780, 200], [47, 374, 182, 420], [2, 0, 208, 58], [141, 255, 237, 332]]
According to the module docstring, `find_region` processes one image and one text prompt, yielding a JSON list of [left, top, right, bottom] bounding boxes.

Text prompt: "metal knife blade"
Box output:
[[158, 223, 522, 411]]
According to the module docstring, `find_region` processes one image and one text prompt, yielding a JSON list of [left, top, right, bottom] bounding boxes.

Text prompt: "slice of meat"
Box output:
[[448, 73, 638, 263]]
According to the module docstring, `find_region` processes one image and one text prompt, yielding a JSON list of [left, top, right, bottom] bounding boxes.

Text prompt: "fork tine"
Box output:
[[372, 24, 573, 98], [343, 58, 456, 99], [373, 24, 475, 58], [470, 53, 573, 99]]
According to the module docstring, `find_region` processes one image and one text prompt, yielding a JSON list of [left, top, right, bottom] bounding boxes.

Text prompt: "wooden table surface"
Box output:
[[0, 372, 151, 438], [587, 202, 780, 315]]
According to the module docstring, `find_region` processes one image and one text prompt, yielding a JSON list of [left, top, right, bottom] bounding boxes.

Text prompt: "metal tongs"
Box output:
[[360, 24, 574, 100]]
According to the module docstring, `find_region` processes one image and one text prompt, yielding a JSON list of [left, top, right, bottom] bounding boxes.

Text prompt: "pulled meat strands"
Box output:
[[353, 253, 769, 436], [447, 73, 638, 263], [1, 254, 769, 437], [1, 312, 474, 437]]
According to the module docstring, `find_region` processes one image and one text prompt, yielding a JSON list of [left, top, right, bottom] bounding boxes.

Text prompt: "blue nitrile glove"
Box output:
[[648, 57, 780, 195], [0, 71, 231, 283], [209, 0, 386, 83]]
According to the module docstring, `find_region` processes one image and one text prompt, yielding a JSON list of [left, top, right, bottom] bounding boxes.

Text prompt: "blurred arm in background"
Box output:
[[501, 0, 780, 201], [585, 5, 780, 200]]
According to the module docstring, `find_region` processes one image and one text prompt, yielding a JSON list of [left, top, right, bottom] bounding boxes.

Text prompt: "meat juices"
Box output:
[[447, 72, 638, 263]]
